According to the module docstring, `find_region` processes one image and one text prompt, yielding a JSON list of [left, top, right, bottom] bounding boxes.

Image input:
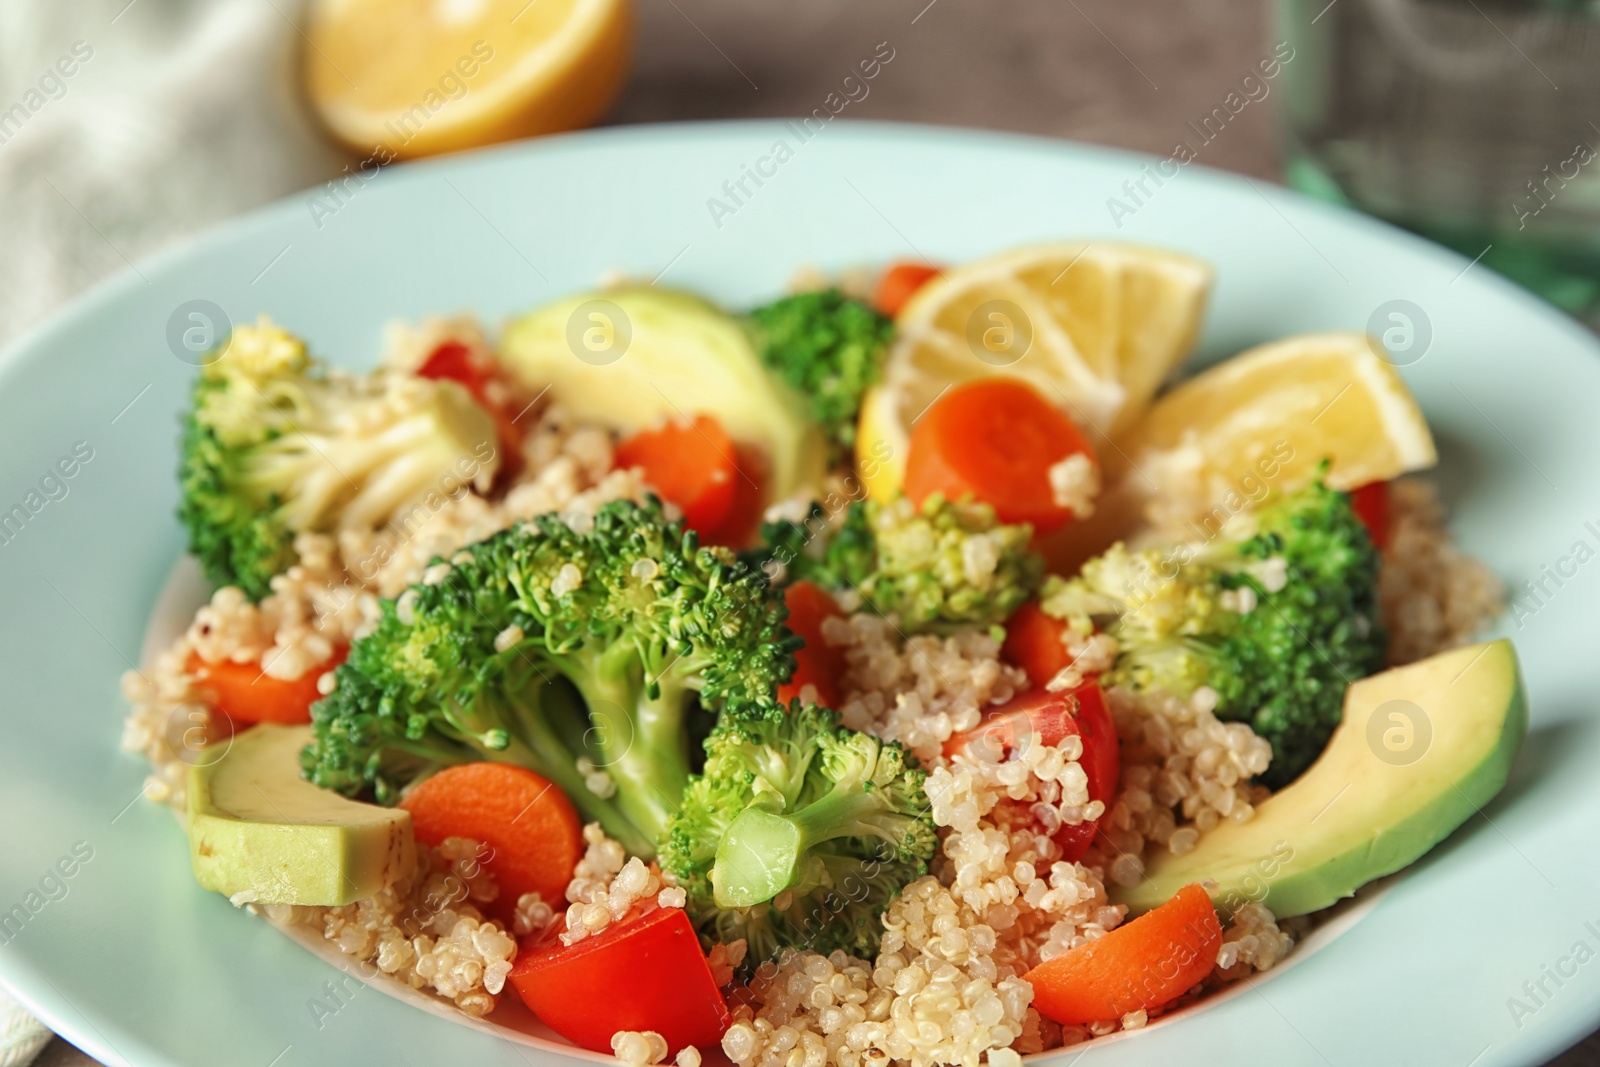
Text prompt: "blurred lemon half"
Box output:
[[305, 0, 631, 159], [1124, 331, 1437, 528], [856, 241, 1213, 502]]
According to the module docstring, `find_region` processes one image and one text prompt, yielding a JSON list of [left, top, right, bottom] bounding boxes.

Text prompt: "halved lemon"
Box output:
[[304, 0, 631, 159], [856, 242, 1213, 502], [1124, 332, 1437, 528]]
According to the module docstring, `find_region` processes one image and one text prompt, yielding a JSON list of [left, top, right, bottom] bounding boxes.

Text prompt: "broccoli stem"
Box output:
[[501, 685, 657, 857], [561, 650, 692, 855], [632, 678, 695, 815], [713, 788, 903, 908]]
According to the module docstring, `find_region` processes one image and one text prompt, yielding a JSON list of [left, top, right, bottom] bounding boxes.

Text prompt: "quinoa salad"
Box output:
[[123, 241, 1522, 1066]]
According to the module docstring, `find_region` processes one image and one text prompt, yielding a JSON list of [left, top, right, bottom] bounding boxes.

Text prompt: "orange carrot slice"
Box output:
[[616, 415, 740, 537], [186, 647, 346, 725], [904, 378, 1097, 536], [401, 763, 583, 910], [1025, 883, 1221, 1024], [776, 581, 847, 709]]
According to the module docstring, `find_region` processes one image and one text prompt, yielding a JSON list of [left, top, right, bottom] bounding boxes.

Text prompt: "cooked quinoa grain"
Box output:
[[612, 1030, 670, 1065], [119, 643, 213, 809], [1047, 453, 1100, 519], [1213, 902, 1295, 977], [265, 838, 516, 1016], [723, 939, 1032, 1067], [1380, 479, 1504, 666], [709, 940, 751, 987], [1042, 629, 1118, 696], [1087, 686, 1272, 887], [926, 752, 1123, 973], [512, 891, 556, 938], [826, 614, 1027, 765], [560, 825, 680, 946]]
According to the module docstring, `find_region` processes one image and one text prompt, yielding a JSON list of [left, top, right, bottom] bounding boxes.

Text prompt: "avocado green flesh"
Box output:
[[188, 724, 415, 907], [1113, 639, 1527, 920], [500, 287, 828, 503]]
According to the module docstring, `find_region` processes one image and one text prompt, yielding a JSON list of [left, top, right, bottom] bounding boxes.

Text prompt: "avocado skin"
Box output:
[[188, 723, 416, 907], [1113, 640, 1528, 920]]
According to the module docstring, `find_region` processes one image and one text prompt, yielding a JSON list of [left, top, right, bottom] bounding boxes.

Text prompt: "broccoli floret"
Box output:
[[741, 500, 875, 591], [1043, 477, 1384, 788], [179, 320, 500, 599], [747, 289, 893, 456], [661, 704, 935, 962], [747, 495, 1042, 633], [301, 499, 798, 857]]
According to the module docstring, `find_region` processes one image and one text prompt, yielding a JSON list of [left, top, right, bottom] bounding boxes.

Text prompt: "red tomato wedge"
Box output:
[[701, 444, 767, 549], [1350, 480, 1390, 551], [1001, 602, 1072, 690], [186, 647, 346, 725], [1025, 883, 1221, 1025], [873, 261, 942, 318], [777, 581, 848, 708], [416, 340, 524, 481], [904, 377, 1098, 536], [945, 682, 1119, 862], [509, 906, 729, 1056], [615, 415, 742, 538], [400, 763, 583, 913]]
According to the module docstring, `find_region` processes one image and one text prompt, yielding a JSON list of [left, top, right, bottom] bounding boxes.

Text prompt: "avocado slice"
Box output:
[[500, 287, 828, 503], [188, 724, 415, 906], [1113, 639, 1527, 920]]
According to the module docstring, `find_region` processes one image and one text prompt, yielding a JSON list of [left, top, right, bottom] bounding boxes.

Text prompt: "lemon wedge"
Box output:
[[856, 241, 1212, 502], [1123, 331, 1437, 528], [304, 0, 631, 159]]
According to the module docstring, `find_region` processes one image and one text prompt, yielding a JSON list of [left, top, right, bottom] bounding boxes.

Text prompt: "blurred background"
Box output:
[[2, 0, 1596, 1062], [0, 0, 1299, 349]]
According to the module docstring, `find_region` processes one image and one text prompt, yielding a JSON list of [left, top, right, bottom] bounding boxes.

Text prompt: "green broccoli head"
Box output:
[[740, 500, 874, 590], [1044, 476, 1384, 788], [179, 320, 500, 600], [661, 703, 935, 963], [1045, 540, 1241, 698], [747, 289, 893, 456], [746, 495, 1042, 633], [301, 499, 799, 857]]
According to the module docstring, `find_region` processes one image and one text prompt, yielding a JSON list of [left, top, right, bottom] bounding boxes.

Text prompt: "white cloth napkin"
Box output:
[[0, 0, 347, 1058], [0, 0, 350, 348], [0, 989, 49, 1067]]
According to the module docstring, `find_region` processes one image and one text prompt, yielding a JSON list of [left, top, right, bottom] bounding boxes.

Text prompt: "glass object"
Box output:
[[1278, 0, 1600, 325]]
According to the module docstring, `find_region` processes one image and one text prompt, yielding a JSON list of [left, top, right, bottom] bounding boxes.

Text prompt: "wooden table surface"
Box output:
[[42, 0, 1597, 1063]]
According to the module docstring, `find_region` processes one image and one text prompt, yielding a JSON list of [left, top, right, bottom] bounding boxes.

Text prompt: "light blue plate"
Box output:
[[0, 121, 1596, 1067]]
